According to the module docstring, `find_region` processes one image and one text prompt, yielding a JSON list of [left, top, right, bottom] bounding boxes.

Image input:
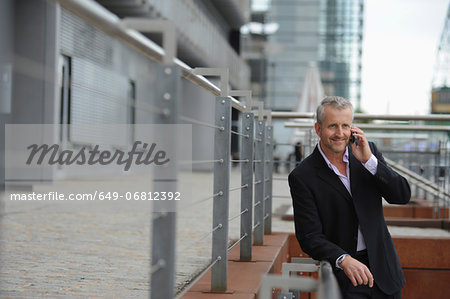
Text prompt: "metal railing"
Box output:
[[272, 111, 450, 122], [53, 0, 275, 297], [385, 157, 450, 200], [385, 158, 450, 217], [284, 122, 450, 132], [260, 259, 342, 299]]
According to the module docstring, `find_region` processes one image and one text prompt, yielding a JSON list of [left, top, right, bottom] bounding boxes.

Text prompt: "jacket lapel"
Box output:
[[311, 146, 353, 202]]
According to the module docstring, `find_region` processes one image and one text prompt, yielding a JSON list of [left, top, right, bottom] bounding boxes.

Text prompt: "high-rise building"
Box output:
[[244, 0, 364, 111]]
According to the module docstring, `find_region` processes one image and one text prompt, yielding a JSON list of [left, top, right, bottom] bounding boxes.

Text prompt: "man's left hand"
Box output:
[[350, 126, 372, 163]]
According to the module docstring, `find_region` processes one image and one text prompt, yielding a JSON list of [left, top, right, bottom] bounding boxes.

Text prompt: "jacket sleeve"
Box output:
[[370, 142, 411, 205], [288, 171, 346, 267]]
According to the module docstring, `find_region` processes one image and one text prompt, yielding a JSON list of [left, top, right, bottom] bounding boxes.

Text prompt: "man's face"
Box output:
[[315, 105, 353, 155]]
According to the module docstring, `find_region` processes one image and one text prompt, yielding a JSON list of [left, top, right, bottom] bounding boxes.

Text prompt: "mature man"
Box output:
[[288, 96, 410, 298]]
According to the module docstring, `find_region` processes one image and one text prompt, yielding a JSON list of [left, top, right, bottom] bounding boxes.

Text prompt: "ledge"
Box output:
[[180, 233, 450, 298], [180, 232, 290, 299]]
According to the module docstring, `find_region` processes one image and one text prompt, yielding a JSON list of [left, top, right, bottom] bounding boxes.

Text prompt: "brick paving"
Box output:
[[0, 168, 449, 298]]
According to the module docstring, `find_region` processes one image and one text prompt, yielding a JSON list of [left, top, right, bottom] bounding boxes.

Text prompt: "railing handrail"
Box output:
[[284, 122, 450, 132], [272, 111, 450, 122]]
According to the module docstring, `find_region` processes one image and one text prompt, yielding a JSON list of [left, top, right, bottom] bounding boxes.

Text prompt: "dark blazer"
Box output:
[[288, 142, 410, 295]]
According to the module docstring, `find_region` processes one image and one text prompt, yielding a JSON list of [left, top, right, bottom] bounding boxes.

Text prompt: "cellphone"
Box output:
[[350, 133, 357, 145]]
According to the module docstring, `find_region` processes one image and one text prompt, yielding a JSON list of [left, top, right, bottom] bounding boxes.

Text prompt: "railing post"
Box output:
[[211, 96, 231, 291], [317, 261, 343, 299], [434, 141, 443, 218], [264, 123, 273, 234], [254, 118, 266, 245], [150, 64, 181, 299], [121, 18, 180, 299], [415, 184, 420, 199], [240, 111, 254, 261]]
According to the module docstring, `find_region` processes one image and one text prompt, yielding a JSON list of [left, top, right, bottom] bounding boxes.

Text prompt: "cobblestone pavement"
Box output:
[[1, 169, 449, 298]]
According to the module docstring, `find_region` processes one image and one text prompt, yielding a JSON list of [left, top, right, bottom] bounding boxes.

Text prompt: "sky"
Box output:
[[251, 0, 449, 115], [361, 0, 449, 115]]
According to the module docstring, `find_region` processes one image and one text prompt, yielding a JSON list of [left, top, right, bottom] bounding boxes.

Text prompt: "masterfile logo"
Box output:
[[26, 141, 170, 171], [5, 124, 192, 212], [5, 124, 191, 179]]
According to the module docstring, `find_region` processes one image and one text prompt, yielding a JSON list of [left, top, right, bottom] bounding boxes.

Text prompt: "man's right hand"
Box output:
[[340, 255, 374, 287]]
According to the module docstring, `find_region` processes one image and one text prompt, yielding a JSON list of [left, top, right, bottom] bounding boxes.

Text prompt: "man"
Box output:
[[288, 96, 410, 298]]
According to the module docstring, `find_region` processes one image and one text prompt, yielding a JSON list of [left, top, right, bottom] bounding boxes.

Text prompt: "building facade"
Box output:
[[0, 0, 251, 185]]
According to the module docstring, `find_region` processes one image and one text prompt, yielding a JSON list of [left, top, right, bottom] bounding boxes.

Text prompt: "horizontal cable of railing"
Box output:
[[227, 233, 248, 252]]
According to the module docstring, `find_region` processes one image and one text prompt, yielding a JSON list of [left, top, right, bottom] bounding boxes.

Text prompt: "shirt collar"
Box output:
[[317, 140, 349, 170]]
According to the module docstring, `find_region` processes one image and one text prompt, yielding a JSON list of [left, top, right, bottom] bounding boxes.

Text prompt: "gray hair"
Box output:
[[316, 96, 353, 124]]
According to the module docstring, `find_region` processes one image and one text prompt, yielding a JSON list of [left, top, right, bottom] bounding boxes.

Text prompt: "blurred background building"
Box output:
[[432, 4, 450, 114], [242, 0, 364, 111]]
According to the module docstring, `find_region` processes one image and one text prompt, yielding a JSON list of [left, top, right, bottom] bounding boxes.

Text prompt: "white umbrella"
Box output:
[[290, 61, 324, 144], [297, 61, 324, 113]]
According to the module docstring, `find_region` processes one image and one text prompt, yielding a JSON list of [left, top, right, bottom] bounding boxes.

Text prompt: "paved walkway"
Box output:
[[1, 168, 449, 298]]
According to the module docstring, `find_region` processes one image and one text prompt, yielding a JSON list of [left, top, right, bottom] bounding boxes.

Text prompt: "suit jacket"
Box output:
[[288, 142, 410, 295]]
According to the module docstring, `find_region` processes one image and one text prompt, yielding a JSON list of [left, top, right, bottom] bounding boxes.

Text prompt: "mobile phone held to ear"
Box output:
[[350, 132, 357, 145]]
